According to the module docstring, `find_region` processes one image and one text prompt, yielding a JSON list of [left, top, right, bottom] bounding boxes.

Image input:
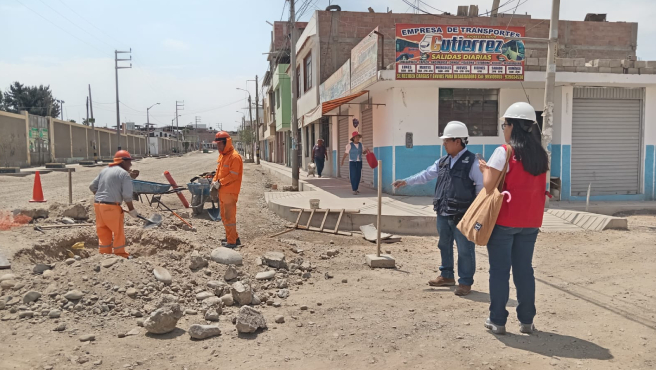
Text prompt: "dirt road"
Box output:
[[1, 154, 655, 370]]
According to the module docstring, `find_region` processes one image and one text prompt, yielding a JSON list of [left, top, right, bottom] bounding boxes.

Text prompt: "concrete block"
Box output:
[[598, 67, 612, 73], [647, 61, 656, 68], [574, 58, 586, 67], [365, 254, 396, 269], [556, 58, 564, 67], [609, 60, 622, 68], [628, 68, 640, 75], [526, 65, 541, 71], [621, 59, 635, 68], [593, 59, 611, 68], [562, 58, 574, 67], [611, 67, 624, 74], [564, 66, 577, 72], [45, 163, 66, 169], [0, 167, 20, 174], [641, 68, 656, 74], [539, 58, 548, 66], [78, 160, 94, 166], [635, 60, 648, 68], [540, 66, 547, 71], [526, 57, 539, 66]]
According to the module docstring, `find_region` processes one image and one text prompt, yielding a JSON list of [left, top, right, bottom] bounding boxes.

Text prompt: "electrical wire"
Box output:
[[280, 0, 288, 21], [37, 0, 113, 49], [504, 0, 523, 32], [56, 0, 125, 46], [14, 0, 107, 55]]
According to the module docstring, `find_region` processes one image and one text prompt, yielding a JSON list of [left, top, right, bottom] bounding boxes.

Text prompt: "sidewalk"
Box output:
[[260, 160, 619, 236]]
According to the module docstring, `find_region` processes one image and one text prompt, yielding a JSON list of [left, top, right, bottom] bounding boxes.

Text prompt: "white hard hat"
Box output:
[[502, 102, 537, 122], [440, 121, 469, 139]]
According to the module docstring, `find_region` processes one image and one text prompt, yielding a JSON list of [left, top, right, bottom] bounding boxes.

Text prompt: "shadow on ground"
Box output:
[[495, 331, 613, 360]]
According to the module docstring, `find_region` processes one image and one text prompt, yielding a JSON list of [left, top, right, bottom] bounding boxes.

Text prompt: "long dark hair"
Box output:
[[507, 118, 549, 176]]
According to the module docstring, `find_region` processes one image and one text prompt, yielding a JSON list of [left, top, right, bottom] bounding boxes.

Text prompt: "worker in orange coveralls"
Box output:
[[89, 150, 139, 258], [212, 131, 243, 248]]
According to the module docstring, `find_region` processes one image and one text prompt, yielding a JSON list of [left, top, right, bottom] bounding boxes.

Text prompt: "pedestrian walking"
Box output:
[[212, 131, 244, 248], [393, 121, 483, 296], [312, 139, 328, 177], [478, 102, 549, 335], [340, 131, 370, 195], [89, 150, 139, 258]]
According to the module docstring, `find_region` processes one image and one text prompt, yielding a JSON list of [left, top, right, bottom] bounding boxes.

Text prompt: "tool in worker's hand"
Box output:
[[208, 198, 221, 221], [123, 209, 163, 230], [151, 200, 194, 230]]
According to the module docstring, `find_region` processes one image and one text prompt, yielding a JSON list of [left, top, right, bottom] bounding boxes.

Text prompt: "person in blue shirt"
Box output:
[[393, 121, 483, 296]]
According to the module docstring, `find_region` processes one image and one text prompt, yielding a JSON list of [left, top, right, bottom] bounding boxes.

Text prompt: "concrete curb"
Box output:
[[546, 209, 628, 231]]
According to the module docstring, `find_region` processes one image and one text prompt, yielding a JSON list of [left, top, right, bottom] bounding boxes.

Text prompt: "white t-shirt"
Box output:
[[487, 146, 510, 173]]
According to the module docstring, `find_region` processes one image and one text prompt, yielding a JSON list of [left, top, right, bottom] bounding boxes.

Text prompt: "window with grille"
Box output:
[[438, 88, 499, 137], [296, 66, 302, 98]]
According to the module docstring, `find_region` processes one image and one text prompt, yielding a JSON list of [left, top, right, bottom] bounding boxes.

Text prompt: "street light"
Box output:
[[146, 103, 160, 155], [57, 100, 65, 120], [237, 88, 255, 161]]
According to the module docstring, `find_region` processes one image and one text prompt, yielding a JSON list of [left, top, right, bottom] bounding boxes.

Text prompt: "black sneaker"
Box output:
[[222, 237, 241, 247]]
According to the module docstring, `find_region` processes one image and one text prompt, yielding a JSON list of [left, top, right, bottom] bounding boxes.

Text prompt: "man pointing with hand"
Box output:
[[393, 121, 483, 296]]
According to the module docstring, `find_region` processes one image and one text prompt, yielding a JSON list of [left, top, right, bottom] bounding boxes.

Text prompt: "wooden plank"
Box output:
[[319, 209, 330, 231], [0, 251, 10, 269], [293, 209, 304, 229], [268, 227, 296, 238], [304, 209, 316, 229], [291, 208, 360, 214], [332, 209, 345, 234], [307, 226, 352, 236]]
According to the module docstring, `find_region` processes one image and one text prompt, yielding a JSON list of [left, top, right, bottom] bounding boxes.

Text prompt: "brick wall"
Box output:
[[317, 11, 638, 84]]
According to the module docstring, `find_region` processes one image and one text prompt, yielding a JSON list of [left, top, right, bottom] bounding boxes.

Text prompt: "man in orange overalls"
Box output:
[[89, 150, 139, 258], [212, 131, 243, 248]]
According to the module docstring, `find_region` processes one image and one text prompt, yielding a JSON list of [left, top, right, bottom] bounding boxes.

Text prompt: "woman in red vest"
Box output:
[[478, 102, 549, 335]]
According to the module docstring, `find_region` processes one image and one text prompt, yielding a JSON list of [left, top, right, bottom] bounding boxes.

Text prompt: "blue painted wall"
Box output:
[[373, 147, 394, 193], [561, 145, 571, 201], [394, 145, 441, 196], [645, 145, 655, 201], [332, 150, 337, 176], [551, 144, 561, 178]]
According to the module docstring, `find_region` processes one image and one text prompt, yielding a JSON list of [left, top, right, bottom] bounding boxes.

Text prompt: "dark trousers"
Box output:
[[487, 225, 539, 326], [349, 161, 362, 191], [314, 157, 325, 176]]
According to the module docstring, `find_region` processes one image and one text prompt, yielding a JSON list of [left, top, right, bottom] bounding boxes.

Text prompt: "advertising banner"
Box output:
[[395, 24, 525, 81], [320, 59, 351, 103], [351, 27, 379, 93]]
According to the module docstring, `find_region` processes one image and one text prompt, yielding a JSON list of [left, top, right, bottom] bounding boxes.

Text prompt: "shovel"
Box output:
[[207, 198, 221, 221], [124, 209, 163, 230]]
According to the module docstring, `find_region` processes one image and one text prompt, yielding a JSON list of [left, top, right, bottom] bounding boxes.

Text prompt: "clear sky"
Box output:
[[1, 0, 653, 131]]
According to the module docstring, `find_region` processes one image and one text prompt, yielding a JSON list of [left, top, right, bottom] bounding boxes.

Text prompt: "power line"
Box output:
[[56, 0, 125, 46], [37, 0, 113, 49], [504, 0, 524, 31], [280, 0, 288, 21], [14, 0, 106, 55]]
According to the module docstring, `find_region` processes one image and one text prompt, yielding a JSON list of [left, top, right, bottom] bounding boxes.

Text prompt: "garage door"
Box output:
[[338, 116, 349, 179], [571, 93, 642, 196], [360, 108, 374, 188]]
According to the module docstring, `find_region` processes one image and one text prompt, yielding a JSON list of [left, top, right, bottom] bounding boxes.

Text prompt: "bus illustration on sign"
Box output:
[[499, 40, 526, 61], [419, 34, 442, 53]]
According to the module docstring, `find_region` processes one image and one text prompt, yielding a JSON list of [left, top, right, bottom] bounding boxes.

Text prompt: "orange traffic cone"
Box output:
[[29, 171, 47, 203]]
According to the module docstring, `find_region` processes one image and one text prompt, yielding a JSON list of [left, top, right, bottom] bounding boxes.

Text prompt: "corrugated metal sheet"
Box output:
[[571, 98, 641, 196], [361, 108, 374, 188], [573, 87, 644, 100], [338, 116, 349, 179]]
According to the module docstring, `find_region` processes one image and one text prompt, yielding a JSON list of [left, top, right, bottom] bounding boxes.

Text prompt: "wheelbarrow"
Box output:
[[187, 181, 221, 221]]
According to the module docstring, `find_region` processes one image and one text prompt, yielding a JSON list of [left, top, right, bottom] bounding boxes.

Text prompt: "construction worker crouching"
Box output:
[[212, 131, 243, 248], [89, 150, 140, 258]]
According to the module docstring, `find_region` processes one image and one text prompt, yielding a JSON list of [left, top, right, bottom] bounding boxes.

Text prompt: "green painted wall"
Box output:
[[273, 64, 291, 131]]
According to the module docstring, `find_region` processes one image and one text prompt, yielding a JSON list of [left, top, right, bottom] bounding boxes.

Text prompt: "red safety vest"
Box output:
[[496, 145, 547, 228]]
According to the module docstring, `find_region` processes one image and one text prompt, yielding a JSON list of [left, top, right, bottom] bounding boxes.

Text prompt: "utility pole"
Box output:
[[491, 0, 501, 17], [176, 100, 184, 153], [247, 94, 254, 162], [58, 100, 65, 120], [195, 116, 201, 151], [542, 0, 560, 205], [88, 85, 97, 162], [254, 75, 260, 165], [115, 49, 132, 150], [289, 0, 299, 190]]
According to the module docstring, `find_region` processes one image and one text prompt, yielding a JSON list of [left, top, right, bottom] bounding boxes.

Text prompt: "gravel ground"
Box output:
[[0, 153, 655, 370]]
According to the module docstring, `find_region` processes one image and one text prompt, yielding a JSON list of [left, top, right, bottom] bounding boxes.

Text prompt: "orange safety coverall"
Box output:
[[94, 204, 129, 258], [212, 136, 243, 244]]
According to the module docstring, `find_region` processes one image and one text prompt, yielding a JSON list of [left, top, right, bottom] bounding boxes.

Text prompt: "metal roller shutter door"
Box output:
[[338, 116, 349, 179], [571, 98, 641, 196], [360, 108, 374, 188]]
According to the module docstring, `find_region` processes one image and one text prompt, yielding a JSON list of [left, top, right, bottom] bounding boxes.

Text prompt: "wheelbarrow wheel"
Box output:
[[191, 194, 204, 215]]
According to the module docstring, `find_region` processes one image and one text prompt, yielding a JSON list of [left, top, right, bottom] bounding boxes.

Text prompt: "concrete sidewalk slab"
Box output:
[[261, 160, 623, 236]]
